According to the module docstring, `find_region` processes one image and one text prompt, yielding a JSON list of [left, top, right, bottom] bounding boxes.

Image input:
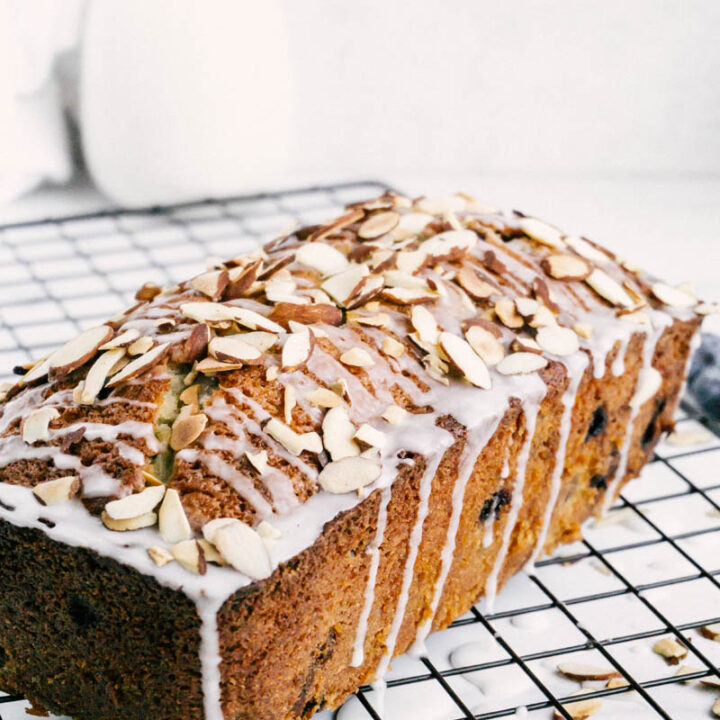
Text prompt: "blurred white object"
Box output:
[[81, 0, 290, 205]]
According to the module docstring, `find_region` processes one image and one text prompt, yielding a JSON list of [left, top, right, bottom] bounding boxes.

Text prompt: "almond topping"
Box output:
[[573, 322, 594, 339], [529, 305, 558, 328], [514, 297, 539, 317], [358, 210, 401, 239], [170, 540, 207, 575], [465, 325, 505, 366], [585, 269, 635, 308], [127, 336, 154, 356], [32, 476, 80, 506], [713, 698, 720, 717], [321, 264, 369, 307], [179, 384, 201, 411], [21, 407, 60, 444], [382, 404, 407, 425], [170, 412, 208, 451], [318, 456, 381, 494], [322, 406, 360, 461], [265, 418, 322, 455], [295, 242, 349, 276], [190, 269, 229, 300], [519, 217, 565, 249], [495, 298, 524, 329], [496, 352, 548, 375], [512, 337, 543, 354], [147, 545, 174, 567], [653, 637, 688, 664], [536, 326, 579, 356], [456, 267, 495, 300], [106, 343, 170, 387], [381, 336, 406, 358], [381, 287, 437, 305], [304, 387, 343, 409], [256, 519, 282, 548], [105, 485, 166, 520], [354, 423, 386, 450], [180, 302, 283, 333], [542, 254, 591, 281], [651, 282, 696, 308], [79, 349, 126, 404], [631, 367, 662, 409], [136, 282, 163, 301], [159, 488, 192, 544], [565, 235, 608, 264], [439, 332, 492, 389], [100, 329, 140, 350], [557, 662, 621, 681], [202, 518, 237, 545], [269, 302, 343, 329], [246, 449, 269, 475], [411, 306, 439, 344], [699, 623, 720, 641], [213, 520, 272, 579], [281, 331, 312, 370], [606, 677, 630, 689], [340, 347, 374, 368], [102, 511, 157, 532], [197, 538, 226, 565], [620, 309, 649, 325], [48, 325, 114, 379], [553, 694, 602, 720], [196, 357, 244, 374], [284, 385, 295, 423], [696, 302, 720, 316], [209, 336, 263, 364]]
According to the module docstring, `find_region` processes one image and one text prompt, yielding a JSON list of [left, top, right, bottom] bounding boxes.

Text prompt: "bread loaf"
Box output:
[[0, 192, 708, 720]]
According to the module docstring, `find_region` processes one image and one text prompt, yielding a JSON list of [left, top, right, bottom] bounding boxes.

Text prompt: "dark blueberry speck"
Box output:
[[586, 406, 608, 441]]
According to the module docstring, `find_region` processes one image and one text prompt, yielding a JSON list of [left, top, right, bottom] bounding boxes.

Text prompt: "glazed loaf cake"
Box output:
[[0, 192, 711, 720]]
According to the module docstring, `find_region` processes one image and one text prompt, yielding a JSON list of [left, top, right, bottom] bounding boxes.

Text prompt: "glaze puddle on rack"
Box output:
[[0, 182, 718, 720]]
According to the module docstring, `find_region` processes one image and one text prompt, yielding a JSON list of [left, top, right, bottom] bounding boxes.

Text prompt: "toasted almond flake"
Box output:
[[202, 517, 238, 545], [179, 384, 200, 411], [318, 456, 381, 494], [197, 538, 226, 565], [391, 212, 434, 241], [358, 210, 401, 240], [557, 663, 621, 681], [288, 320, 308, 335], [18, 355, 51, 386], [191, 269, 229, 300], [696, 302, 720, 316], [456, 266, 495, 300], [606, 677, 630, 689], [699, 623, 720, 641], [465, 325, 505, 366], [569, 322, 593, 340], [321, 264, 369, 307], [158, 488, 192, 544], [322, 406, 360, 461], [170, 412, 208, 451], [542, 254, 591, 280], [283, 385, 295, 424], [180, 302, 283, 333], [32, 475, 80, 506], [295, 242, 349, 276], [265, 417, 322, 455], [529, 305, 558, 328], [514, 297, 539, 317], [213, 520, 272, 579], [100, 329, 141, 350], [536, 325, 579, 356], [495, 298, 524, 329], [512, 337, 543, 354], [102, 510, 157, 531], [48, 325, 114, 378], [257, 519, 282, 548], [381, 336, 406, 359], [136, 282, 163, 301], [585, 269, 635, 308], [304, 387, 343, 409], [421, 229, 478, 262], [0, 381, 14, 401], [383, 270, 430, 290], [519, 217, 565, 249], [439, 332, 492, 389], [246, 449, 269, 475], [282, 331, 312, 370], [147, 545, 174, 567], [354, 423, 386, 450], [565, 235, 608, 264], [673, 664, 703, 681], [713, 698, 720, 717], [21, 407, 60, 444], [497, 352, 548, 375], [653, 637, 688, 663], [266, 365, 279, 381], [79, 349, 126, 404], [411, 306, 439, 344], [230, 306, 285, 333], [106, 343, 169, 387], [382, 404, 407, 425], [238, 331, 278, 352], [382, 286, 437, 305], [340, 347, 374, 368], [209, 335, 263, 364], [701, 675, 720, 690], [631, 367, 662, 409], [105, 485, 166, 520], [651, 282, 696, 308], [196, 357, 244, 373], [349, 311, 391, 328], [666, 427, 714, 446], [309, 208, 365, 242], [415, 195, 466, 215], [126, 336, 154, 356], [553, 694, 602, 720], [225, 258, 262, 299], [171, 539, 207, 575]]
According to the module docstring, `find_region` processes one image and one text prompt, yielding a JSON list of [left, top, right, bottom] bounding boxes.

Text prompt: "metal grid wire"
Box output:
[[1, 181, 719, 720]]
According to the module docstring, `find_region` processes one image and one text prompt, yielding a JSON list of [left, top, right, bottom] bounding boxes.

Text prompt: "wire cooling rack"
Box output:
[[1, 181, 719, 720]]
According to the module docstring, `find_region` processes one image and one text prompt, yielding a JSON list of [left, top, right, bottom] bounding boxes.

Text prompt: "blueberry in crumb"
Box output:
[[590, 474, 607, 489], [67, 596, 99, 630], [586, 405, 608, 440], [479, 489, 511, 522]]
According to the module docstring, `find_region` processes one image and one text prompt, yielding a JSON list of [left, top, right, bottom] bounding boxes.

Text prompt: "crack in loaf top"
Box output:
[[0, 191, 714, 583]]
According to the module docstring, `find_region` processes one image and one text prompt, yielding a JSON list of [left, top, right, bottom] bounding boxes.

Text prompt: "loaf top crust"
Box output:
[[0, 191, 711, 590]]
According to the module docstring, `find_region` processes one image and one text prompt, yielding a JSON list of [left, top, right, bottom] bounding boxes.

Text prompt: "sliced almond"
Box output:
[[573, 322, 594, 339], [209, 335, 263, 364], [105, 485, 166, 520], [191, 269, 229, 300], [198, 538, 226, 565], [565, 235, 608, 264], [266, 365, 279, 381], [536, 325, 579, 356], [358, 210, 401, 239], [158, 488, 192, 544], [225, 258, 262, 299], [439, 332, 491, 389], [411, 306, 439, 344], [322, 406, 360, 461], [48, 325, 114, 379], [32, 475, 80, 506], [265, 417, 322, 455], [170, 539, 207, 575], [354, 423, 386, 450], [309, 208, 365, 242], [295, 242, 349, 276], [269, 302, 343, 329], [699, 623, 720, 641], [79, 349, 126, 404], [519, 217, 565, 249], [283, 385, 295, 424], [318, 456, 381, 494], [179, 384, 201, 411], [553, 695, 602, 720], [557, 662, 621, 681], [346, 274, 385, 309], [465, 325, 505, 366], [606, 677, 630, 689], [496, 352, 548, 375], [304, 387, 343, 409], [136, 282, 163, 301], [651, 282, 696, 309], [99, 328, 140, 350], [106, 343, 169, 387], [321, 264, 369, 307], [701, 675, 720, 690], [542, 254, 591, 280], [653, 637, 688, 664], [147, 545, 174, 567], [696, 302, 720, 316], [349, 311, 391, 328], [529, 305, 558, 328], [196, 357, 244, 374], [246, 449, 269, 475], [514, 297, 539, 317], [456, 266, 495, 300], [512, 337, 543, 354], [180, 302, 283, 333], [495, 299, 524, 329], [382, 287, 437, 305], [102, 510, 157, 531], [229, 306, 284, 333], [384, 269, 430, 290], [256, 519, 282, 548], [170, 412, 208, 451], [21, 407, 60, 444], [239, 331, 279, 352], [713, 698, 720, 718], [213, 520, 272, 579], [127, 336, 154, 356], [382, 404, 407, 425], [340, 347, 374, 368], [18, 355, 51, 386], [674, 664, 703, 681], [202, 517, 238, 545], [381, 336, 406, 359], [282, 331, 312, 370], [585, 269, 634, 308], [631, 367, 662, 409], [391, 211, 434, 240]]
